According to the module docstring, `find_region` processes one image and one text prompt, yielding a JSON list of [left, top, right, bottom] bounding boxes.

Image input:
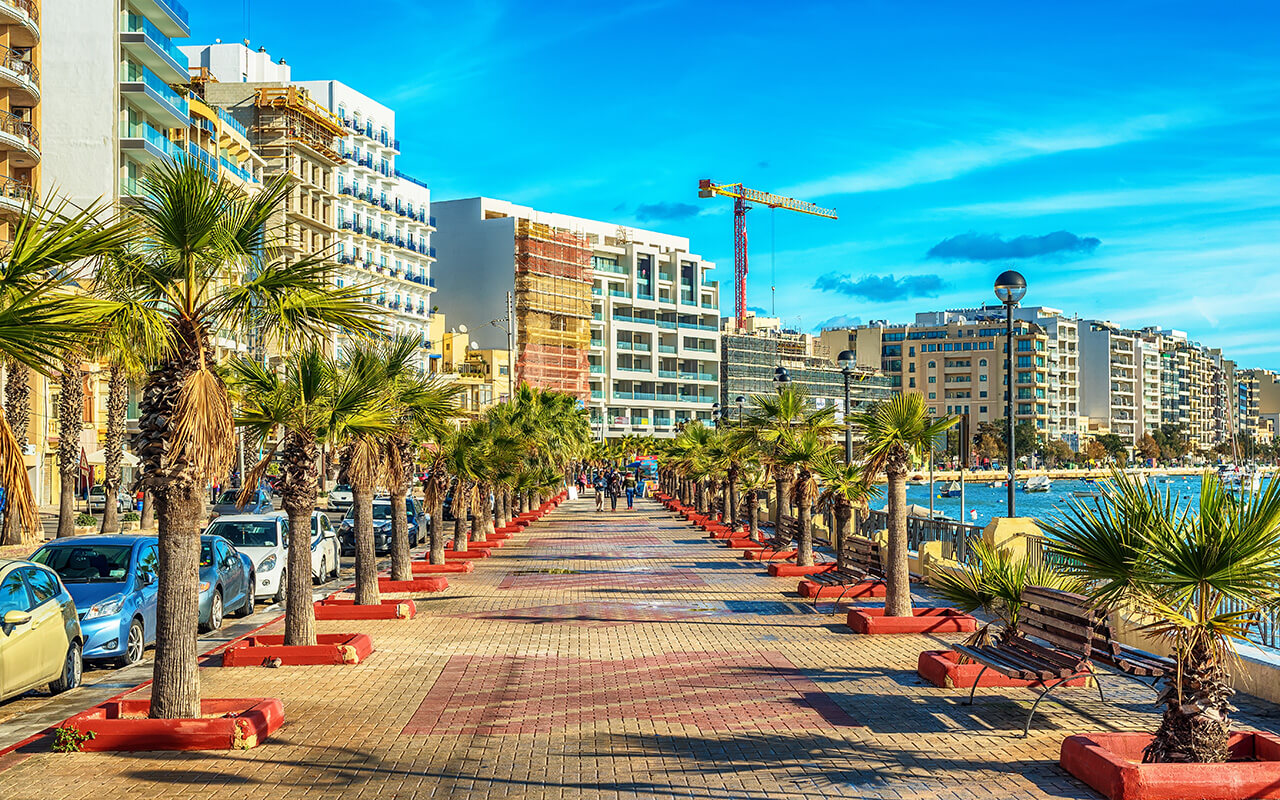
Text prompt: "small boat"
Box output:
[[989, 480, 1005, 488], [939, 481, 962, 498], [907, 474, 929, 486], [1023, 475, 1053, 493], [1072, 490, 1100, 498]]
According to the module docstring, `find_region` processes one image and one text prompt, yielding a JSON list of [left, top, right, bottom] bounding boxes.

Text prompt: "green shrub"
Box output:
[[74, 513, 97, 527], [52, 726, 95, 753], [121, 512, 140, 522]]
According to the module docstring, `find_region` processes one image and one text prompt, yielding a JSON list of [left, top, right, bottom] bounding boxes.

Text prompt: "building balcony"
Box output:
[[120, 62, 187, 128], [0, 0, 39, 47], [0, 112, 37, 166], [0, 46, 37, 103], [121, 13, 187, 82], [0, 175, 31, 215], [120, 121, 183, 164], [219, 156, 256, 185], [130, 0, 189, 37]]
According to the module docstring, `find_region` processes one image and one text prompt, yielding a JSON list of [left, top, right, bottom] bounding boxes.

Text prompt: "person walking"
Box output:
[[593, 472, 606, 511], [608, 471, 621, 512], [624, 470, 637, 510], [576, 471, 587, 497]]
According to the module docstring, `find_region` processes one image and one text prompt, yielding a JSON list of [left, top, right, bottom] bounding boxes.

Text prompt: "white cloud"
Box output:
[[935, 175, 1280, 218], [782, 112, 1201, 198]]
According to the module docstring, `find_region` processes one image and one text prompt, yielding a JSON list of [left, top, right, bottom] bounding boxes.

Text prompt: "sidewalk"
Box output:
[[0, 497, 1276, 799]]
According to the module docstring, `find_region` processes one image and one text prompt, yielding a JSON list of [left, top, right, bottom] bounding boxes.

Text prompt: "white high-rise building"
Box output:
[[431, 198, 721, 436]]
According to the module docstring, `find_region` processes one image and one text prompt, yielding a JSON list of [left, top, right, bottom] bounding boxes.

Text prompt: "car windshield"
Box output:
[[89, 487, 105, 497], [206, 521, 278, 548], [344, 504, 394, 522], [33, 544, 132, 583], [333, 485, 351, 494]]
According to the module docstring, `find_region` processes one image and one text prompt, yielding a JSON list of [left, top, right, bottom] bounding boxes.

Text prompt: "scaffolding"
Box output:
[[253, 87, 346, 164], [514, 219, 592, 400]]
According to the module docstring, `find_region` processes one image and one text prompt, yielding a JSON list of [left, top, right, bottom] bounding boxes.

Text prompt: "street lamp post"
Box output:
[[838, 350, 856, 463], [774, 366, 791, 393], [994, 270, 1027, 517], [735, 395, 745, 425]]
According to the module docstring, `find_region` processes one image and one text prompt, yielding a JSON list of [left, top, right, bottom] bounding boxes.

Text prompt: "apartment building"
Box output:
[[1079, 322, 1143, 443], [721, 314, 890, 420], [437, 327, 512, 416], [819, 308, 1069, 441], [431, 197, 721, 439], [0, 0, 38, 215], [45, 0, 190, 203]]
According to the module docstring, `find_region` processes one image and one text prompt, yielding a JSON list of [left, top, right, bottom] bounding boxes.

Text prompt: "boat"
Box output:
[[907, 474, 928, 486], [989, 480, 1005, 488], [1219, 464, 1262, 495], [1023, 475, 1052, 493], [939, 481, 962, 498], [1072, 490, 1101, 498]]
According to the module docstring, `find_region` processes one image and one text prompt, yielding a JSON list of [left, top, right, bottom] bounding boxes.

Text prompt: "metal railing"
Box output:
[[0, 112, 36, 151], [863, 508, 982, 564], [0, 0, 39, 25]]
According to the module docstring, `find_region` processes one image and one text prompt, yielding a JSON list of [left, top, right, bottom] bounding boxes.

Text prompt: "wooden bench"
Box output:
[[744, 515, 798, 558], [798, 535, 884, 606], [953, 586, 1116, 736]]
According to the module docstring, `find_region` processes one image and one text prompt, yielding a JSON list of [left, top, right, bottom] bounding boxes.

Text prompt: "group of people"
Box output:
[[576, 467, 647, 512]]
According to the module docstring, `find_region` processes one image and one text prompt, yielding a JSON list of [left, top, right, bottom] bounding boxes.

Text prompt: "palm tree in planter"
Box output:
[[737, 385, 838, 530], [815, 458, 881, 567], [852, 394, 957, 617], [229, 348, 391, 646], [0, 197, 133, 544], [774, 429, 838, 566], [420, 432, 451, 565], [1043, 471, 1280, 764], [111, 161, 379, 718]]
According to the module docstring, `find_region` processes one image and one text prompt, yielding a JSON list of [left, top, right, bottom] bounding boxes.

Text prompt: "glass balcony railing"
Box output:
[[219, 156, 256, 184], [122, 121, 183, 160], [121, 61, 188, 120], [123, 14, 186, 72], [216, 106, 249, 140]]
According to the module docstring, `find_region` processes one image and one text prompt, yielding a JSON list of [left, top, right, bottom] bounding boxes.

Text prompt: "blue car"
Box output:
[[198, 534, 256, 631], [31, 535, 160, 665]]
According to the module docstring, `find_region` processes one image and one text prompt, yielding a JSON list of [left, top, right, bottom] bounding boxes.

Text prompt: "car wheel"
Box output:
[[273, 572, 286, 605], [119, 619, 145, 666], [201, 589, 223, 632], [315, 557, 326, 585], [50, 640, 83, 694]]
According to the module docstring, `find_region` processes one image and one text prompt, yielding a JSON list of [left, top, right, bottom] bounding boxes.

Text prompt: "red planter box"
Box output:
[[744, 549, 797, 561], [314, 599, 416, 619], [798, 579, 885, 599], [222, 633, 374, 667], [61, 698, 283, 751], [916, 650, 1090, 689], [1060, 731, 1280, 800], [376, 576, 448, 593], [726, 539, 766, 549], [444, 549, 492, 560], [412, 561, 474, 574], [769, 563, 837, 577], [488, 532, 514, 540], [846, 607, 977, 635]]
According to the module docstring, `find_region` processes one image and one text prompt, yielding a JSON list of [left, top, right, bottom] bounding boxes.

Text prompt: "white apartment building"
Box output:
[[293, 80, 437, 368], [1080, 322, 1141, 442], [45, 0, 191, 203], [431, 197, 721, 438]]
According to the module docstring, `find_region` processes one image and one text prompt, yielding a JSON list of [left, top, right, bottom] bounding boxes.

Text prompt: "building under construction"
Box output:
[[513, 219, 593, 401]]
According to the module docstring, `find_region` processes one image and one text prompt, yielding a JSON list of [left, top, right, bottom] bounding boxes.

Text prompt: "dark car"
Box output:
[[208, 488, 274, 521], [338, 497, 423, 555], [31, 535, 160, 665]]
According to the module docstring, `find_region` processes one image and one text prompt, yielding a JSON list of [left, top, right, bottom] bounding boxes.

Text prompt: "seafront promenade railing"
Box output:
[[861, 509, 983, 564]]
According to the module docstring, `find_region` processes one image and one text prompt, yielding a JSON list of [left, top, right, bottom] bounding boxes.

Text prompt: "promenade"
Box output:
[[2, 497, 1277, 799]]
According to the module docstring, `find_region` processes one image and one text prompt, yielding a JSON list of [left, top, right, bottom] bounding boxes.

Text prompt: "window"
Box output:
[[0, 572, 29, 615], [138, 545, 158, 581], [928, 376, 936, 383], [927, 361, 936, 368], [979, 406, 987, 413], [979, 374, 987, 381], [979, 391, 988, 398], [908, 378, 916, 388], [979, 359, 987, 367], [908, 346, 915, 356], [928, 392, 936, 399], [23, 568, 58, 604], [908, 363, 916, 373]]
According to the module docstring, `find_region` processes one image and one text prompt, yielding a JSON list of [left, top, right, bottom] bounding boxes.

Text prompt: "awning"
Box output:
[[84, 449, 139, 467]]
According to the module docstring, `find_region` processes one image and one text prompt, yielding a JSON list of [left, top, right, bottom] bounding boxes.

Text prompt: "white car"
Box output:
[[86, 486, 131, 513], [328, 484, 353, 512], [310, 511, 340, 583], [203, 514, 289, 603]]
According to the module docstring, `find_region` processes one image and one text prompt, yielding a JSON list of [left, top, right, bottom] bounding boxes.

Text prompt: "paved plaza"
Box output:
[[2, 497, 1279, 799]]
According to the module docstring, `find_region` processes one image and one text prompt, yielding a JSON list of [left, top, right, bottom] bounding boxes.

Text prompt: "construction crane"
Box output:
[[698, 179, 837, 330]]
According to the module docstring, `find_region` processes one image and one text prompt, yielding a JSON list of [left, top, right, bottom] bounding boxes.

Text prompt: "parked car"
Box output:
[[338, 497, 422, 555], [310, 511, 340, 583], [328, 484, 353, 512], [208, 488, 274, 521], [30, 535, 159, 665], [86, 486, 132, 514], [198, 534, 255, 631], [204, 516, 287, 603], [0, 559, 83, 701]]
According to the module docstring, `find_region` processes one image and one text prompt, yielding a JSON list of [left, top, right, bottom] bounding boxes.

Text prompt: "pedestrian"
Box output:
[[608, 472, 621, 512], [576, 471, 587, 496], [594, 473, 606, 511], [624, 470, 637, 510]]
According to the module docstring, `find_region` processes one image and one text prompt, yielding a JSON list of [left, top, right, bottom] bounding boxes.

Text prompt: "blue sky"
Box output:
[[190, 0, 1280, 369]]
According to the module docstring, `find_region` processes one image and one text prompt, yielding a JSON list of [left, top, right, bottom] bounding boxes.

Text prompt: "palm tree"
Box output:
[[774, 429, 838, 566], [1044, 472, 1280, 764], [54, 350, 84, 538], [736, 385, 838, 529], [0, 196, 133, 544], [815, 458, 881, 567], [853, 394, 957, 617], [420, 434, 451, 565], [108, 160, 380, 719], [230, 348, 390, 646]]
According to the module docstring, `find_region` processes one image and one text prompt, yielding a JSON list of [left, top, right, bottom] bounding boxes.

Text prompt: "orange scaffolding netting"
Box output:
[[514, 219, 592, 401]]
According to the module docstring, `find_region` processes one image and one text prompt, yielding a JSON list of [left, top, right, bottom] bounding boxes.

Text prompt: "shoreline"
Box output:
[[885, 465, 1277, 484]]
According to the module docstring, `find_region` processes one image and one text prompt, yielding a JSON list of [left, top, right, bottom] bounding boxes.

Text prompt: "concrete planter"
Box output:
[[314, 598, 416, 619], [74, 525, 96, 536], [412, 561, 474, 574], [916, 650, 1090, 689], [846, 607, 977, 635], [62, 698, 283, 751], [769, 563, 836, 577], [1060, 731, 1280, 800], [373, 576, 448, 593], [743, 549, 798, 561], [444, 549, 491, 560], [798, 579, 885, 599], [222, 633, 374, 667]]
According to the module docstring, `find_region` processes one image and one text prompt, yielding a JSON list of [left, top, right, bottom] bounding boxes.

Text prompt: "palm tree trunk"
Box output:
[[101, 364, 127, 533], [56, 357, 83, 538], [389, 485, 412, 581], [834, 501, 852, 569], [471, 483, 491, 542], [727, 469, 738, 532], [773, 475, 786, 527], [281, 436, 319, 646], [452, 486, 469, 552], [747, 489, 760, 541], [141, 491, 154, 529], [428, 491, 445, 565], [352, 485, 380, 605], [1144, 642, 1233, 763], [150, 477, 203, 719], [884, 471, 912, 617], [1, 359, 30, 544], [797, 498, 814, 567]]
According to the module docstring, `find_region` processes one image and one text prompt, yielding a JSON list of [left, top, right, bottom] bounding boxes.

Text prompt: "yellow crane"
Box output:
[[698, 179, 837, 329]]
